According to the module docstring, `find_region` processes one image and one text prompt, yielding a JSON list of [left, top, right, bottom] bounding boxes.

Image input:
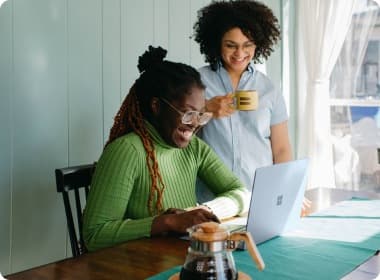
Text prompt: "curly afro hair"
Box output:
[[193, 0, 280, 70]]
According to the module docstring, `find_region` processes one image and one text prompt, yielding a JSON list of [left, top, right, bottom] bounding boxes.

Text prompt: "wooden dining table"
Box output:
[[6, 188, 380, 280], [7, 236, 189, 280]]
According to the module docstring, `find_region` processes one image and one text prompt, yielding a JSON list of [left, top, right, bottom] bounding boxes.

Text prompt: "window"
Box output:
[[330, 0, 380, 191]]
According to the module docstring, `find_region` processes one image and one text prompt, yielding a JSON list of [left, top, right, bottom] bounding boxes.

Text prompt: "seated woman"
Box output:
[[83, 46, 249, 252]]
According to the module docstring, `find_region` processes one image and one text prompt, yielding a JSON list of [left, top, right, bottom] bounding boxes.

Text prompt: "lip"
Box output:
[[231, 56, 249, 64], [178, 126, 196, 134], [175, 126, 196, 143], [233, 57, 246, 61]]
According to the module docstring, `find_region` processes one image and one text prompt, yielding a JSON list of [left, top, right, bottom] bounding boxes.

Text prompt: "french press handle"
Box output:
[[230, 232, 265, 271]]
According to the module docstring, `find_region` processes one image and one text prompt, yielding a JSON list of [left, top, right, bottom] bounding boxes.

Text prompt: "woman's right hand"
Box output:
[[151, 208, 220, 236], [206, 94, 235, 118]]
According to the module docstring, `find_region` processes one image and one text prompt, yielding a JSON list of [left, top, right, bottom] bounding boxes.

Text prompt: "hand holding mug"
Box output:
[[205, 94, 235, 118], [205, 91, 258, 119]]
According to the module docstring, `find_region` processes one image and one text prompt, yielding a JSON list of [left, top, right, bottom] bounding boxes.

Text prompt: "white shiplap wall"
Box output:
[[0, 0, 282, 274]]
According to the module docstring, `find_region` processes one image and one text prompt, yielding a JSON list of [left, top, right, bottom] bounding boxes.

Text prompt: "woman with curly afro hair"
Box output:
[[193, 1, 309, 213]]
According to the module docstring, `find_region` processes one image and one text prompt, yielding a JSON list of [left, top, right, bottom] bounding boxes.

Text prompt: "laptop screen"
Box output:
[[245, 159, 309, 244], [189, 159, 309, 244]]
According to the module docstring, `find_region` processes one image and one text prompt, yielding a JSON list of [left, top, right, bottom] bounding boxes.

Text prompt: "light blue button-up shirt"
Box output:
[[197, 63, 288, 202]]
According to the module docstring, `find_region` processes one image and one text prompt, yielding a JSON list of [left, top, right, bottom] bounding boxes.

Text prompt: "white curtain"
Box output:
[[330, 3, 378, 99], [297, 0, 356, 189]]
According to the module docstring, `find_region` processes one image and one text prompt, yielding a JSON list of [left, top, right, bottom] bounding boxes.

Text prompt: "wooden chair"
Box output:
[[55, 163, 96, 257]]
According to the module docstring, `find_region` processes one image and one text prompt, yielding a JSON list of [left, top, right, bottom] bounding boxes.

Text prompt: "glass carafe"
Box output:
[[179, 222, 265, 280]]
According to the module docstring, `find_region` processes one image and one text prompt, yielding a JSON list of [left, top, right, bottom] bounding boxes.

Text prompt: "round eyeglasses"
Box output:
[[160, 98, 213, 126]]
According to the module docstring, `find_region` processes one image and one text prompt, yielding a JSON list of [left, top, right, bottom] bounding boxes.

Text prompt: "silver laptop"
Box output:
[[223, 159, 309, 245]]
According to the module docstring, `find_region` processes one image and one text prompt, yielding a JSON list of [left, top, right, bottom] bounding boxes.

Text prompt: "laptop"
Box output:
[[223, 158, 309, 245]]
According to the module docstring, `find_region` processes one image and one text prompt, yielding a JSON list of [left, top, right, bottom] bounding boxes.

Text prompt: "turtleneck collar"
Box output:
[[144, 121, 177, 150]]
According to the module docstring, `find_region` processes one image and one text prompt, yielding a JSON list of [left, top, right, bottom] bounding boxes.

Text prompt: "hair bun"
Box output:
[[137, 45, 167, 73]]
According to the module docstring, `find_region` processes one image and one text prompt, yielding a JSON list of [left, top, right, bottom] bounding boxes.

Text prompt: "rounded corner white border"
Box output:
[[0, 0, 8, 8]]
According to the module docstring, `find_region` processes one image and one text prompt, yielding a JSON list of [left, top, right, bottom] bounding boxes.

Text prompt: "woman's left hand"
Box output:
[[301, 197, 312, 217]]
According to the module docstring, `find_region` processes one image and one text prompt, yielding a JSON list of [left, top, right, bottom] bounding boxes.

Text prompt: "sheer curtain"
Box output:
[[328, 1, 378, 190], [297, 0, 356, 189], [330, 3, 378, 99]]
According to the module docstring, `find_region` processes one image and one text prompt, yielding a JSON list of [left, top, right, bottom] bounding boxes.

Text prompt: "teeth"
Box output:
[[182, 130, 193, 139]]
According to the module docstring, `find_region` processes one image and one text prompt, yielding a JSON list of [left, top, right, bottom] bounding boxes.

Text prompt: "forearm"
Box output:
[[273, 145, 292, 163], [270, 121, 292, 163], [203, 188, 250, 220], [84, 216, 154, 252]]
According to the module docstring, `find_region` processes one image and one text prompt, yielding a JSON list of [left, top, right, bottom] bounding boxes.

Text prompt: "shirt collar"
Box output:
[[247, 63, 255, 73]]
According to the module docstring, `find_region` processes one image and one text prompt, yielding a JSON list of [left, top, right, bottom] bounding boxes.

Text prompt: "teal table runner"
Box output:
[[148, 199, 380, 280]]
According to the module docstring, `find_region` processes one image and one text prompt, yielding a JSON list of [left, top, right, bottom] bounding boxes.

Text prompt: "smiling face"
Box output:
[[220, 27, 256, 76], [154, 86, 206, 148]]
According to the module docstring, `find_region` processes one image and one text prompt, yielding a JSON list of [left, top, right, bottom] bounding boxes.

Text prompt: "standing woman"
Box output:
[[83, 46, 249, 252], [193, 1, 294, 200]]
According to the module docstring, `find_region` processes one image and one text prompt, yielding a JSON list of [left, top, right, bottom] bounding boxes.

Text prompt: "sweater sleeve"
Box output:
[[192, 137, 250, 219], [83, 137, 154, 252]]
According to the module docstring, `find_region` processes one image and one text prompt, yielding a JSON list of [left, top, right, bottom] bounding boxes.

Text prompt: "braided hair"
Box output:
[[106, 46, 205, 215], [193, 0, 281, 70]]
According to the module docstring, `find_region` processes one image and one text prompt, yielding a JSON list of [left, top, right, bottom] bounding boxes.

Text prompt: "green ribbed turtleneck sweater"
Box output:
[[83, 122, 248, 251]]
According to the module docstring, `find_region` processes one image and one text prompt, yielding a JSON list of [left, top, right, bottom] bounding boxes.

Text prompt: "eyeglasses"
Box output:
[[222, 41, 256, 52], [160, 98, 213, 126]]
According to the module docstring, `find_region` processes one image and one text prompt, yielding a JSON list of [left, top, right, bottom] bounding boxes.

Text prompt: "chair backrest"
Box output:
[[55, 163, 96, 257]]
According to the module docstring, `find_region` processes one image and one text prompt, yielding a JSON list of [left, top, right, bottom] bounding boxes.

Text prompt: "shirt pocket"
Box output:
[[239, 106, 271, 138]]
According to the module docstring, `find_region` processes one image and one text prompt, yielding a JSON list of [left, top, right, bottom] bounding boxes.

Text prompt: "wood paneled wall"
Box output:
[[0, 0, 281, 274]]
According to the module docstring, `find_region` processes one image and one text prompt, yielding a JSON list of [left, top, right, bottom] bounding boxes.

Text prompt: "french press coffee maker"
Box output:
[[170, 221, 265, 280]]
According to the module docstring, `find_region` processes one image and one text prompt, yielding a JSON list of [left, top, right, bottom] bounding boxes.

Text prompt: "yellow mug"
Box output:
[[232, 90, 258, 111]]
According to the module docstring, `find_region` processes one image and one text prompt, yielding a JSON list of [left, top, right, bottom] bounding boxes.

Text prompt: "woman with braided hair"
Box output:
[[83, 46, 249, 252]]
